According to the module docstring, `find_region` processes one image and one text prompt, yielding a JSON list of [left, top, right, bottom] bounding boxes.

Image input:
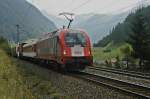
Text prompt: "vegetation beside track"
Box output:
[[92, 43, 131, 60], [94, 7, 150, 70], [0, 49, 66, 99]]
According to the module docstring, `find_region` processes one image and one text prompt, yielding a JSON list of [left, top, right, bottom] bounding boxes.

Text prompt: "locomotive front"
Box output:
[[60, 29, 93, 70]]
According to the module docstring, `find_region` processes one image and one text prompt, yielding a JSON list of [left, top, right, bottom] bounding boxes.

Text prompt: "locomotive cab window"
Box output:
[[65, 33, 86, 47]]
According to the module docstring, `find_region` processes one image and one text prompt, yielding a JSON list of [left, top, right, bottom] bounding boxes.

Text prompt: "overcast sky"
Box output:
[[26, 0, 148, 15]]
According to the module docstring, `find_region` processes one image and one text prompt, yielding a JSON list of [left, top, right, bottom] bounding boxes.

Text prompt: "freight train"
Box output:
[[16, 28, 93, 71]]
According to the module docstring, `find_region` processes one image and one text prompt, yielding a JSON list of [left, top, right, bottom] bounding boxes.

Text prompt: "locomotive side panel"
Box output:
[[36, 35, 62, 63], [36, 39, 50, 60]]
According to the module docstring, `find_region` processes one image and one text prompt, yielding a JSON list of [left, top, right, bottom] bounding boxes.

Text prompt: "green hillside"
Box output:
[[95, 6, 150, 47]]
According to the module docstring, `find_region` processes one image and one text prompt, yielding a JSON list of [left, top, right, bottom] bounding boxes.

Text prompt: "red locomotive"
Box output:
[[16, 13, 93, 71], [16, 28, 93, 70]]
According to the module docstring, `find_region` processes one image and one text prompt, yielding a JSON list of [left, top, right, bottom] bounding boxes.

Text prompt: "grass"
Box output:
[[92, 43, 131, 61], [0, 49, 67, 99]]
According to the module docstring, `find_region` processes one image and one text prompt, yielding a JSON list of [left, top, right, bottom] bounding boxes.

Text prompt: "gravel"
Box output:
[[20, 60, 139, 99]]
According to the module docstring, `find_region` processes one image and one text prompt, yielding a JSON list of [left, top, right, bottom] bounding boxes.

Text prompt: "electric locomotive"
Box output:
[[16, 12, 93, 71]]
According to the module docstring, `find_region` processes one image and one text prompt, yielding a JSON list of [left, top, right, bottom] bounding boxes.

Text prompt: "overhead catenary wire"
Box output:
[[70, 0, 150, 14], [62, 0, 74, 11], [91, 0, 150, 29], [110, 0, 150, 14], [71, 0, 92, 12]]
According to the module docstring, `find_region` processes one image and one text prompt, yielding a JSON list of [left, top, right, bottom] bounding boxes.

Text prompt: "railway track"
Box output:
[[71, 71, 150, 99], [20, 58, 150, 98], [88, 66, 150, 79]]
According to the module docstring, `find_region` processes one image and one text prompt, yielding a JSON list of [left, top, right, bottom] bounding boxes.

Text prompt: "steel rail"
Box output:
[[71, 71, 150, 99], [88, 66, 150, 79]]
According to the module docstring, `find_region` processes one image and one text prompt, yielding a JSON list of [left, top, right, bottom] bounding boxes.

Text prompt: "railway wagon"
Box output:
[[17, 28, 93, 70]]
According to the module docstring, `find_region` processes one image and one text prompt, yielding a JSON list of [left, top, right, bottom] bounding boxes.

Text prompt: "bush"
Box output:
[[114, 56, 121, 69]]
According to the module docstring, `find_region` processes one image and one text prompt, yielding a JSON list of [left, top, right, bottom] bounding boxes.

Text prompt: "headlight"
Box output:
[[88, 51, 91, 55], [63, 49, 67, 55]]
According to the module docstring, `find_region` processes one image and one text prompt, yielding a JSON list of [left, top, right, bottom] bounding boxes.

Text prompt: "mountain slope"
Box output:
[[73, 13, 128, 43], [0, 0, 56, 42], [95, 6, 150, 47]]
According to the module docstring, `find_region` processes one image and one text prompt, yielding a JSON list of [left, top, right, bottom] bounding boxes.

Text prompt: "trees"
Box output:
[[128, 9, 150, 69]]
